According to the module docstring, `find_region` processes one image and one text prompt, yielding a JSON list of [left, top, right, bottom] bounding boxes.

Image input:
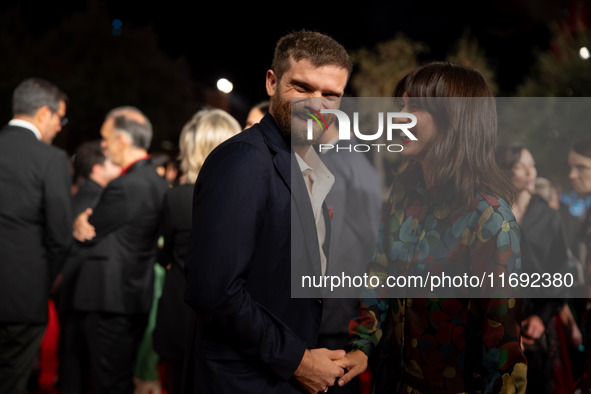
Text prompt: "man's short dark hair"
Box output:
[[112, 114, 153, 150], [12, 78, 67, 116], [271, 30, 353, 82], [73, 140, 106, 180]]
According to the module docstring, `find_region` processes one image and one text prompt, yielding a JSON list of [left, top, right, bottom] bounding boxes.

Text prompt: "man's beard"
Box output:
[[271, 95, 333, 146]]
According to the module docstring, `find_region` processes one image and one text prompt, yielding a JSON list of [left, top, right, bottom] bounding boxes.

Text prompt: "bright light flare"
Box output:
[[217, 78, 233, 93], [579, 46, 590, 60]]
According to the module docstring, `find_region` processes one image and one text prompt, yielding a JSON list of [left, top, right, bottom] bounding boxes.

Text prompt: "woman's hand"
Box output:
[[333, 350, 368, 388]]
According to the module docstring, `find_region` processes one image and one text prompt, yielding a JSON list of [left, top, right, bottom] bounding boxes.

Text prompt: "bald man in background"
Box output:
[[72, 107, 168, 394]]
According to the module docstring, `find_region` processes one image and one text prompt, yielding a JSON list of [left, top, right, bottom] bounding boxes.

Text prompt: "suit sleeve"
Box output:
[[44, 150, 73, 282], [184, 141, 306, 381], [87, 180, 128, 241]]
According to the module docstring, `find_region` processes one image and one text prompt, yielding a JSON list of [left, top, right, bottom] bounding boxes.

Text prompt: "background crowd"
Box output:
[[1, 23, 591, 394]]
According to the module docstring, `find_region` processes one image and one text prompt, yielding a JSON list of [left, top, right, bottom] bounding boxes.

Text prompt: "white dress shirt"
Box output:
[[295, 148, 334, 275]]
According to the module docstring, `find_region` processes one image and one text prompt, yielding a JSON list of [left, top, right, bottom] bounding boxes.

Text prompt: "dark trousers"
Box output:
[[0, 323, 46, 394], [59, 312, 90, 394], [81, 312, 148, 394], [161, 357, 184, 394]]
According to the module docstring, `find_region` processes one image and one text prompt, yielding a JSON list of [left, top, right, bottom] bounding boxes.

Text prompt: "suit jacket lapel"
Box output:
[[260, 112, 324, 277], [273, 151, 291, 192], [322, 201, 331, 271], [290, 153, 324, 277], [260, 113, 290, 191]]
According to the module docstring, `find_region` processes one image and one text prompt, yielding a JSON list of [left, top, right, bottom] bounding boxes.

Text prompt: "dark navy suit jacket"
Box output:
[[0, 124, 72, 323], [72, 158, 168, 314], [184, 113, 328, 393]]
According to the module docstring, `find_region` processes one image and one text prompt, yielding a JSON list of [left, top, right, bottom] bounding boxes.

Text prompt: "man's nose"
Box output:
[[302, 97, 324, 112], [568, 167, 577, 180]]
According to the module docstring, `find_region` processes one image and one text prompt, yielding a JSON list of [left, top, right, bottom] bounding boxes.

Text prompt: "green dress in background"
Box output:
[[134, 262, 166, 381]]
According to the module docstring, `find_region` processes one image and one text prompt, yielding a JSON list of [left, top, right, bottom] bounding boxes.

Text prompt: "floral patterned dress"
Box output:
[[349, 181, 527, 393]]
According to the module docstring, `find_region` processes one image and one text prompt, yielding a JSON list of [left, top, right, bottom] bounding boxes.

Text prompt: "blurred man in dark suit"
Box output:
[[70, 139, 122, 214], [0, 78, 72, 394], [72, 107, 168, 394], [57, 139, 121, 394]]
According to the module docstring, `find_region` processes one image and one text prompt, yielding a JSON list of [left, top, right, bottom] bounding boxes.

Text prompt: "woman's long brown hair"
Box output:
[[394, 62, 516, 208]]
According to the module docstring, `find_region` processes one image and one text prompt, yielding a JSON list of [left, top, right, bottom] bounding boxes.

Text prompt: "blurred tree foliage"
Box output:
[[445, 29, 499, 95], [349, 31, 497, 97], [348, 34, 426, 189], [517, 23, 591, 97], [350, 34, 427, 98], [0, 3, 199, 155]]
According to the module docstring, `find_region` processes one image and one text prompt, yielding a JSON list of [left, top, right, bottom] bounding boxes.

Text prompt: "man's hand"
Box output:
[[334, 350, 368, 388], [293, 348, 345, 393], [73, 208, 96, 242]]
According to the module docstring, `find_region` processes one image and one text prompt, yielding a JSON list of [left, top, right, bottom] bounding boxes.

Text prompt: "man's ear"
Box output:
[[34, 105, 52, 124], [266, 69, 278, 97], [31, 105, 53, 139], [115, 131, 131, 148]]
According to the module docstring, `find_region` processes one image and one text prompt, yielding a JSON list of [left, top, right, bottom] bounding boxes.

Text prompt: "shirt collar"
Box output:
[[295, 147, 332, 178], [120, 155, 151, 175], [295, 151, 313, 173], [294, 147, 334, 202], [8, 119, 42, 140]]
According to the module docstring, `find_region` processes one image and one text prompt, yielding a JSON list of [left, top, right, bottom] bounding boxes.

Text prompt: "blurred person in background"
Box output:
[[71, 106, 168, 394], [153, 108, 241, 394], [151, 151, 179, 186], [568, 136, 591, 391], [70, 139, 122, 213], [0, 77, 72, 394], [497, 142, 575, 393], [243, 100, 269, 129], [568, 137, 591, 291], [58, 139, 121, 394]]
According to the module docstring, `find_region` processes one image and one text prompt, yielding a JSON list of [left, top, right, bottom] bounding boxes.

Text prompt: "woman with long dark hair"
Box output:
[[336, 62, 526, 393]]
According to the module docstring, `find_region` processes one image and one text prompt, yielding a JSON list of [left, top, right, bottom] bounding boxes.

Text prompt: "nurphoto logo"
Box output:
[[305, 108, 418, 153]]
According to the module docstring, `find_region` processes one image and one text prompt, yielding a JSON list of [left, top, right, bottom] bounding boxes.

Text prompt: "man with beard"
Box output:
[[184, 30, 352, 393]]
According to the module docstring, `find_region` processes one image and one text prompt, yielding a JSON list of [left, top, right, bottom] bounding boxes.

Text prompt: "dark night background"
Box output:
[[0, 0, 587, 156]]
